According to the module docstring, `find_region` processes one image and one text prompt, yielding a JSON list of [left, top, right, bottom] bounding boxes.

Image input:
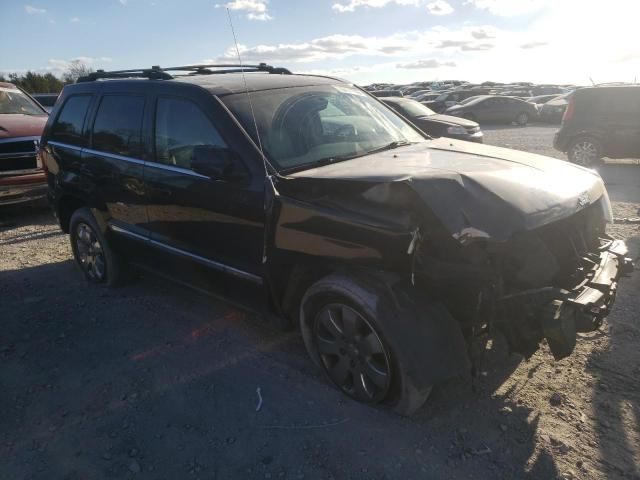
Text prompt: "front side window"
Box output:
[[222, 84, 424, 173], [50, 95, 92, 145], [92, 95, 145, 158], [154, 97, 226, 169], [0, 87, 46, 116]]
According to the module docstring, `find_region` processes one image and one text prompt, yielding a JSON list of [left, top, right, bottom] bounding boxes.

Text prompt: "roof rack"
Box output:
[[76, 63, 292, 82]]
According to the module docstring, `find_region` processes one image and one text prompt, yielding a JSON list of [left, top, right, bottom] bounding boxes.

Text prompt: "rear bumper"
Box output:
[[0, 172, 47, 206], [552, 131, 569, 152], [500, 239, 633, 359]]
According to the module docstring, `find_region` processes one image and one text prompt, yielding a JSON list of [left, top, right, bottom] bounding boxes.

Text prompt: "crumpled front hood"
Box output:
[[287, 138, 608, 242], [0, 114, 48, 138]]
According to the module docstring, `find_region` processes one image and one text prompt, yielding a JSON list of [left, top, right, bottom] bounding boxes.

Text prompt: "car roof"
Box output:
[[68, 73, 346, 97]]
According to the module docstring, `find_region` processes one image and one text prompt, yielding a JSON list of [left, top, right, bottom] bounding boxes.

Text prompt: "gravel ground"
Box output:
[[1, 125, 639, 480]]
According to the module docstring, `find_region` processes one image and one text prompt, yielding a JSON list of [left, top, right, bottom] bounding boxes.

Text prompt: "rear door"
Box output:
[[602, 88, 640, 158], [83, 90, 149, 235], [143, 91, 265, 278]]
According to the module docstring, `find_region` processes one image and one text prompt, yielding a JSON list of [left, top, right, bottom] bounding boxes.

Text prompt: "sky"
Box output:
[[2, 0, 640, 85]]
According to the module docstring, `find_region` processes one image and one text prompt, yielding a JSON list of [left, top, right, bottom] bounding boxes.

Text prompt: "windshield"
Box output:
[[222, 84, 425, 172], [0, 88, 46, 116], [395, 100, 436, 117], [435, 93, 450, 101]]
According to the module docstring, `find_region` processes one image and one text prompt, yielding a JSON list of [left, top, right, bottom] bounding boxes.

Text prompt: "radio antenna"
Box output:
[[226, 8, 268, 176]]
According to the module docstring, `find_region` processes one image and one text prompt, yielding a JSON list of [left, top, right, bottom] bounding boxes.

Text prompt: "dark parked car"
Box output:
[[445, 96, 538, 125], [32, 93, 59, 113], [539, 93, 570, 123], [527, 94, 561, 105], [554, 85, 640, 166], [41, 65, 632, 415], [423, 90, 491, 113], [0, 82, 49, 206], [382, 97, 483, 143], [371, 90, 403, 98]]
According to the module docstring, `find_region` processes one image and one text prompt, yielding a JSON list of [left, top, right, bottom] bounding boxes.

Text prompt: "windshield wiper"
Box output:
[[363, 140, 414, 156], [279, 141, 415, 175]]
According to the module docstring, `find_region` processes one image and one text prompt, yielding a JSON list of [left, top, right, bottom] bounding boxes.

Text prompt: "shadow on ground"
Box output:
[[0, 256, 561, 479]]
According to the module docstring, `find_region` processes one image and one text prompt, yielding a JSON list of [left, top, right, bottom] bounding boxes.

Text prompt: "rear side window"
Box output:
[[92, 95, 145, 158], [51, 95, 92, 146], [154, 97, 226, 169]]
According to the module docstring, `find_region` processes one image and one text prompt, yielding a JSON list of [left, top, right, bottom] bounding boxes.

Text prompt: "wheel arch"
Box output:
[[299, 270, 471, 415]]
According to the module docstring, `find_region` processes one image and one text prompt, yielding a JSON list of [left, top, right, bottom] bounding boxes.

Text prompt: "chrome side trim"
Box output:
[[84, 148, 146, 166], [48, 141, 83, 153], [109, 223, 263, 285], [0, 136, 40, 145], [144, 161, 210, 179], [47, 142, 209, 179], [0, 152, 37, 159], [109, 223, 148, 242]]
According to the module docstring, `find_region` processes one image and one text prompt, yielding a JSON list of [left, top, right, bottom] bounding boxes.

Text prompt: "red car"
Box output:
[[0, 82, 49, 206]]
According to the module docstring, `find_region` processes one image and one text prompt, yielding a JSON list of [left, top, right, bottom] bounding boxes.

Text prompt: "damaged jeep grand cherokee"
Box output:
[[41, 65, 633, 415]]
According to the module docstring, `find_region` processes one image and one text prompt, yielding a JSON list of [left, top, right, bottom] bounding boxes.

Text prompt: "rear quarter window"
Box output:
[[50, 95, 93, 146]]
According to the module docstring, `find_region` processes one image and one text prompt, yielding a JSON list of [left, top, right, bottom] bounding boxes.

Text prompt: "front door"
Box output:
[[143, 95, 265, 278]]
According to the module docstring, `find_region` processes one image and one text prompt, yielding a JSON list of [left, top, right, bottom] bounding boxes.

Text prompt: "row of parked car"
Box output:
[[367, 81, 573, 125]]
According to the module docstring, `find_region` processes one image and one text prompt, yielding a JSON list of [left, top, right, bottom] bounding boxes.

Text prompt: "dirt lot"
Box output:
[[1, 125, 639, 480]]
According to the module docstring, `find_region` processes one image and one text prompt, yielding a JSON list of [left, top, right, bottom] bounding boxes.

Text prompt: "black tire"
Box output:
[[567, 137, 604, 168], [69, 208, 122, 287], [300, 274, 432, 415], [515, 112, 529, 126]]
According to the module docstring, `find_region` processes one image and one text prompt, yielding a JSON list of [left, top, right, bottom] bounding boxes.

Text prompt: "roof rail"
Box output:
[[76, 63, 291, 83]]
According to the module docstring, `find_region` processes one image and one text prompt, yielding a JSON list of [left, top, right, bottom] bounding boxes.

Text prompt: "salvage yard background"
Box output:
[[1, 125, 639, 480]]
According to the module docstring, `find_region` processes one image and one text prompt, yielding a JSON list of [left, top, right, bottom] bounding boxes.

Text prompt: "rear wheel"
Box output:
[[568, 137, 603, 167], [515, 112, 529, 126], [70, 208, 123, 287]]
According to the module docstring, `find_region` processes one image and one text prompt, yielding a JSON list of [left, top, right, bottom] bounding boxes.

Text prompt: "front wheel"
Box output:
[[300, 274, 433, 415], [69, 208, 123, 287], [567, 137, 603, 167]]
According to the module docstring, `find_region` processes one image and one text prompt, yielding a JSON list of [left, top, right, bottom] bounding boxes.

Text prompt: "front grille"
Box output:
[[0, 140, 37, 156], [0, 155, 38, 172]]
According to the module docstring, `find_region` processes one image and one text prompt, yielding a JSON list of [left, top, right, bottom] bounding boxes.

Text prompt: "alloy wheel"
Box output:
[[571, 141, 599, 166], [75, 223, 106, 282], [314, 303, 391, 403]]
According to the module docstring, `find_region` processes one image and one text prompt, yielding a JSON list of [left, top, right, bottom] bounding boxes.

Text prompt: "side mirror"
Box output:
[[191, 145, 238, 180]]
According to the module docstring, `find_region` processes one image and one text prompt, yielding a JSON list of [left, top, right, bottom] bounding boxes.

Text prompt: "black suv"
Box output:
[[554, 85, 640, 166], [41, 64, 632, 415]]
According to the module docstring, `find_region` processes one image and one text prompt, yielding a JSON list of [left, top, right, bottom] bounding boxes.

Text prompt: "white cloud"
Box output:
[[332, 0, 421, 13], [24, 5, 46, 14], [520, 41, 548, 50], [119, 0, 128, 4], [397, 59, 456, 68], [45, 56, 113, 73], [426, 0, 453, 15], [464, 0, 551, 16], [211, 27, 503, 64], [70, 17, 80, 22], [218, 0, 272, 20]]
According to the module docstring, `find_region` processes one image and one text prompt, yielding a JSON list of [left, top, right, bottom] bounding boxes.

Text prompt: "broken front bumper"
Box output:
[[500, 239, 634, 360]]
